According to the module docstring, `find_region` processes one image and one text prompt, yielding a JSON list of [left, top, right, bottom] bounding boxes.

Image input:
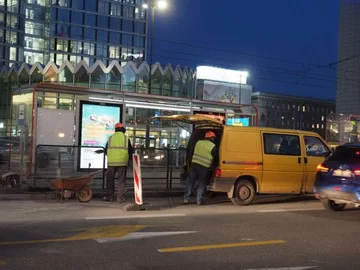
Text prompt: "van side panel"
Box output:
[[219, 128, 263, 189]]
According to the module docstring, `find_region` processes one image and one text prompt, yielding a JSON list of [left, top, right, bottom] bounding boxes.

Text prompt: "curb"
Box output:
[[0, 189, 184, 201]]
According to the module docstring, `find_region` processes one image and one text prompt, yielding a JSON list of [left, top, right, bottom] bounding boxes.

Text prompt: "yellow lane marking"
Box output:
[[0, 225, 147, 246], [158, 240, 286, 253], [0, 260, 6, 265]]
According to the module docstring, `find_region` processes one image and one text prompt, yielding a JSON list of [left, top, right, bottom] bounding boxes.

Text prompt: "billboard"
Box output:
[[78, 100, 123, 169], [202, 80, 240, 104]]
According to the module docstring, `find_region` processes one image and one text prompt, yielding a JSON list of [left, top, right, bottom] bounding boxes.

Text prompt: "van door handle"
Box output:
[[298, 157, 301, 164], [304, 157, 308, 164]]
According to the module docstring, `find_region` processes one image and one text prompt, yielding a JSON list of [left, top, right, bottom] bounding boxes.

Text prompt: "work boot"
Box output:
[[197, 199, 205, 205], [116, 196, 126, 203], [103, 195, 114, 202]]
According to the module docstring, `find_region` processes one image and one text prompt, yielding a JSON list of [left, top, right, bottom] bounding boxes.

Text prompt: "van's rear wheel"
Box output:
[[321, 199, 346, 211], [231, 180, 255, 206]]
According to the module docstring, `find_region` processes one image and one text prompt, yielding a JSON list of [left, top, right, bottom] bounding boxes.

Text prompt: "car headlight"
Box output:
[[143, 155, 149, 159]]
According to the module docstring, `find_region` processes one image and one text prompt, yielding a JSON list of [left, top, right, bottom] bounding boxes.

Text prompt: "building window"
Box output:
[[134, 21, 145, 34], [110, 17, 121, 30], [85, 13, 96, 26], [98, 15, 109, 28], [6, 31, 17, 44], [110, 32, 120, 43], [122, 34, 133, 46], [122, 19, 134, 32], [84, 28, 96, 41], [99, 1, 110, 14], [134, 35, 144, 47], [72, 0, 84, 10], [123, 4, 135, 18], [71, 11, 83, 25], [321, 116, 324, 121], [85, 0, 97, 12], [9, 47, 17, 61]]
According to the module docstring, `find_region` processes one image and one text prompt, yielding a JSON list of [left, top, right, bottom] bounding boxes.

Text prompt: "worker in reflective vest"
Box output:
[[104, 122, 133, 203], [184, 131, 218, 205]]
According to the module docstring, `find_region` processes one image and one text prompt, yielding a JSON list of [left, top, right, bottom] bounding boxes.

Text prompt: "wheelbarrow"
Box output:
[[53, 170, 101, 203]]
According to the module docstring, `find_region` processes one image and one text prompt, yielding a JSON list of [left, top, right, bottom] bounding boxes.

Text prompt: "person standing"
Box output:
[[102, 123, 133, 203], [184, 131, 218, 205]]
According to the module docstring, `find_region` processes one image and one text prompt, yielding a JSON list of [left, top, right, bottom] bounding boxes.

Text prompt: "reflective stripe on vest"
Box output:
[[192, 140, 215, 168], [107, 132, 129, 166]]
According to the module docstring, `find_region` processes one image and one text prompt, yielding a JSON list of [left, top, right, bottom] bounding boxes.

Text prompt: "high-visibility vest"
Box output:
[[192, 140, 215, 168], [107, 132, 129, 167]]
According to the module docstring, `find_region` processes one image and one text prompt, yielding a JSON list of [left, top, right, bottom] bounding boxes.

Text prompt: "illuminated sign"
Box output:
[[196, 66, 248, 85], [78, 100, 123, 170], [227, 118, 250, 127]]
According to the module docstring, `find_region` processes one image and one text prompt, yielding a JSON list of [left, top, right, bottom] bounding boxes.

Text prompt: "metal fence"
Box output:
[[31, 145, 185, 190]]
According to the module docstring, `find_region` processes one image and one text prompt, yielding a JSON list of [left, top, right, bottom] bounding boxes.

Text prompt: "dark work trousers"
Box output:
[[106, 166, 127, 198], [184, 163, 210, 203]]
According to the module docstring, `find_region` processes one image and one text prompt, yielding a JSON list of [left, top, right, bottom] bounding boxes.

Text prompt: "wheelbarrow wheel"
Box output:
[[77, 187, 93, 203]]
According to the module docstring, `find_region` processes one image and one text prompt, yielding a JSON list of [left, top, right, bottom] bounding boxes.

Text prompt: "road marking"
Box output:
[[0, 225, 147, 245], [257, 208, 323, 213], [241, 267, 317, 270], [158, 240, 286, 253], [85, 214, 186, 220], [95, 231, 197, 243], [0, 260, 6, 266]]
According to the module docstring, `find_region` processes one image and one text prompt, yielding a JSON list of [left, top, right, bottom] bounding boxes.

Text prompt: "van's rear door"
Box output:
[[151, 114, 223, 127]]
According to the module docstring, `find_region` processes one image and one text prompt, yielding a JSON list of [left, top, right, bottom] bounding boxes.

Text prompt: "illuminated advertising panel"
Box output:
[[227, 118, 250, 126], [78, 100, 123, 170]]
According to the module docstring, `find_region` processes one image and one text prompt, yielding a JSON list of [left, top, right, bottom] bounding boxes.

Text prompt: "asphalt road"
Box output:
[[1, 198, 360, 270]]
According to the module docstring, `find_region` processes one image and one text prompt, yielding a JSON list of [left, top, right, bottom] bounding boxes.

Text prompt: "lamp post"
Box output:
[[142, 0, 167, 147], [142, 0, 167, 95]]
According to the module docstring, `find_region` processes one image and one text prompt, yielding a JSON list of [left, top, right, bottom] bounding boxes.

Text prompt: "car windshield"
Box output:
[[328, 145, 360, 162]]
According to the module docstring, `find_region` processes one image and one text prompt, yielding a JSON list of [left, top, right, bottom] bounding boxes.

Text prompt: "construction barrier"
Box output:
[[132, 153, 143, 205]]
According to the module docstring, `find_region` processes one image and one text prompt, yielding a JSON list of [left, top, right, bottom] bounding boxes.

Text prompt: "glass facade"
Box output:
[[0, 0, 147, 67]]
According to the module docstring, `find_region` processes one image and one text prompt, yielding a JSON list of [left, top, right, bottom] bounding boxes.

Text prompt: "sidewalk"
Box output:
[[0, 195, 319, 224]]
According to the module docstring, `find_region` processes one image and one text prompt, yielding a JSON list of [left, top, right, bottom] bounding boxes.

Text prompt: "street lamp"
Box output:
[[142, 0, 167, 147], [142, 0, 167, 95]]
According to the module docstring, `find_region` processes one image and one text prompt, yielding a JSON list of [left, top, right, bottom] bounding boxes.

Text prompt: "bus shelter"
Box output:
[[9, 83, 258, 177]]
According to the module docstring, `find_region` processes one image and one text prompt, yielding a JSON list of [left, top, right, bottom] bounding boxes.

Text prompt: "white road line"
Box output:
[[85, 214, 186, 220], [95, 231, 197, 243], [257, 208, 323, 213]]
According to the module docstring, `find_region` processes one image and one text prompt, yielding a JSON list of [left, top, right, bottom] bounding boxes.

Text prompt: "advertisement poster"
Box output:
[[203, 80, 240, 104], [227, 118, 250, 126], [78, 100, 123, 169]]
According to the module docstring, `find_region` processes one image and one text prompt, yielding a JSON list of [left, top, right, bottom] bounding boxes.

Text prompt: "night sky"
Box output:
[[151, 0, 339, 99]]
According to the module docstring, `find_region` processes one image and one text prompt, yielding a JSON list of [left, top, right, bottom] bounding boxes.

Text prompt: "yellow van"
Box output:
[[154, 115, 331, 206]]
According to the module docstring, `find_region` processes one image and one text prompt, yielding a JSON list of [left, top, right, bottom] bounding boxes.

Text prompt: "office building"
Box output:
[[0, 0, 147, 67], [337, 0, 360, 114], [252, 92, 335, 138]]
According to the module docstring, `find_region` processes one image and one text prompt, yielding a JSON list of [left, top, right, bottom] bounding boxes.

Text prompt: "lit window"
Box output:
[[316, 124, 319, 129], [321, 124, 324, 129], [321, 116, 324, 121], [302, 106, 305, 112], [312, 124, 315, 128]]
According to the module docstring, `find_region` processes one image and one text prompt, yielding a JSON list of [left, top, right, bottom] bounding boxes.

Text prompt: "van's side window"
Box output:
[[263, 133, 301, 156], [304, 136, 330, 157]]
